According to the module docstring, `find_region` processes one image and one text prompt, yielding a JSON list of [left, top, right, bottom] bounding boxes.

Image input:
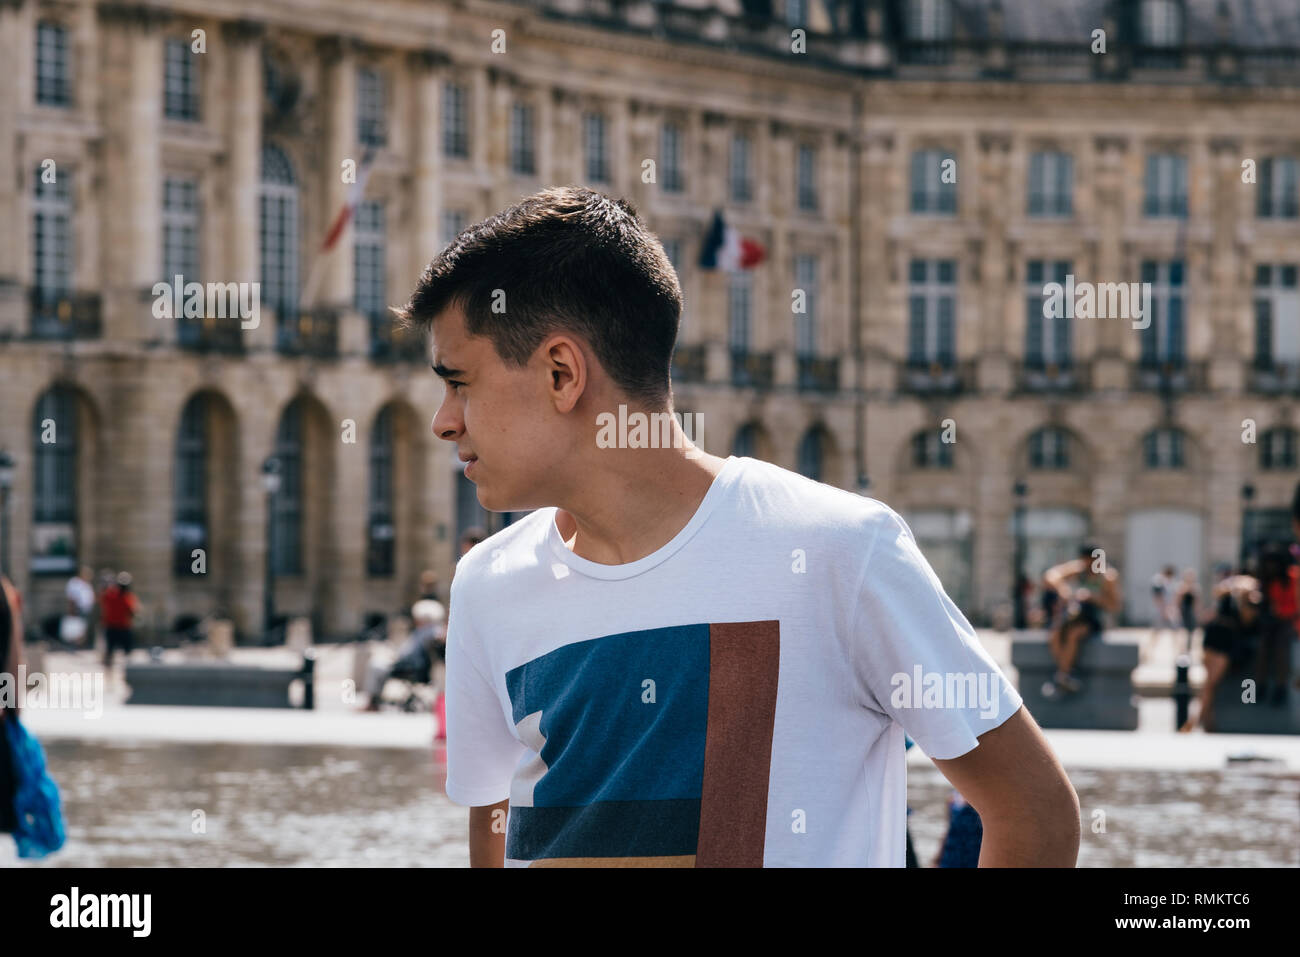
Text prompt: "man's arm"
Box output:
[[930, 706, 1080, 866], [468, 799, 509, 867]]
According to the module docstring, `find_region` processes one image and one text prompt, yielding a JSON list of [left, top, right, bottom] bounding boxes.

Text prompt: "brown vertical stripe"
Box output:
[[696, 620, 780, 867]]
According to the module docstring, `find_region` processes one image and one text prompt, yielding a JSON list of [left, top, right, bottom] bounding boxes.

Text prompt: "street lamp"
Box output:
[[1239, 482, 1256, 568], [0, 450, 14, 580], [262, 457, 282, 644], [1012, 479, 1028, 630]]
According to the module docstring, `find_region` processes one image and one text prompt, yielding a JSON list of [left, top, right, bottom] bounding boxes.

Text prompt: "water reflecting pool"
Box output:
[[3, 739, 1296, 867]]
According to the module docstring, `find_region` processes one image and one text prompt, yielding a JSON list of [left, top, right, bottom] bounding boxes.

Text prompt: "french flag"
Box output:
[[320, 146, 376, 253], [697, 210, 766, 272]]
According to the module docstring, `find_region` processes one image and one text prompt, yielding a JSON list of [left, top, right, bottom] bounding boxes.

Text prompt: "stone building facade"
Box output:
[[0, 0, 1297, 638]]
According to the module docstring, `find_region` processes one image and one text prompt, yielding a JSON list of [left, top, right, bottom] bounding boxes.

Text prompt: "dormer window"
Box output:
[[906, 0, 952, 42], [1140, 0, 1182, 47]]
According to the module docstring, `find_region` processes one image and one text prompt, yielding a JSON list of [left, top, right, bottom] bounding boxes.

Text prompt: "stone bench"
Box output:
[[1011, 635, 1140, 731], [125, 661, 310, 709], [1208, 640, 1300, 735]]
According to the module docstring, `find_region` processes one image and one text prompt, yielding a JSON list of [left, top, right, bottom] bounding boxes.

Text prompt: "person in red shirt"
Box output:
[[1256, 546, 1298, 707], [101, 571, 140, 668]]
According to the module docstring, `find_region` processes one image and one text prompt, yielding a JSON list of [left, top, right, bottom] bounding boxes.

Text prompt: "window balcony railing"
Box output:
[[1132, 358, 1206, 393], [1249, 360, 1300, 395], [1017, 359, 1085, 393], [369, 318, 426, 363], [177, 314, 244, 354], [29, 289, 102, 341], [277, 307, 340, 358], [797, 355, 839, 393], [901, 357, 968, 395], [730, 349, 774, 389], [670, 343, 708, 384]]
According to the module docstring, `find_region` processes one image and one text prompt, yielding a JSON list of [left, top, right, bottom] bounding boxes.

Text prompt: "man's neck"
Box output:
[[554, 446, 729, 566]]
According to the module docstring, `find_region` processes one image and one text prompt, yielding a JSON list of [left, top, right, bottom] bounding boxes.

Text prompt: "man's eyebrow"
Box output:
[[431, 362, 465, 378]]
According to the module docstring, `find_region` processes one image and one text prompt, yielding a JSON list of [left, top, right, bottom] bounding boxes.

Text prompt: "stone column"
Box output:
[[976, 130, 1012, 393], [318, 36, 358, 307], [1091, 134, 1129, 389], [1208, 135, 1245, 392], [99, 3, 168, 341], [550, 86, 580, 186], [409, 49, 448, 278], [222, 20, 266, 344]]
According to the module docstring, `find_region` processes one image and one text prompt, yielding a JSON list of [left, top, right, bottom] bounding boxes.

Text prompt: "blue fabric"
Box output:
[[938, 802, 983, 868], [4, 716, 66, 858]]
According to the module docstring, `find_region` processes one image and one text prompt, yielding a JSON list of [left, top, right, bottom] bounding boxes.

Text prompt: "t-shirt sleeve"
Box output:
[[443, 591, 527, 807], [850, 507, 1024, 761]]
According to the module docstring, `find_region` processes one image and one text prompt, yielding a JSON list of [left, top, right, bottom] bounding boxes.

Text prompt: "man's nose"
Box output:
[[432, 399, 461, 442]]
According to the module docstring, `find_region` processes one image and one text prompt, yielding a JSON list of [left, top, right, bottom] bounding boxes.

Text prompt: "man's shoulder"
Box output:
[[732, 456, 898, 531], [450, 510, 553, 600]]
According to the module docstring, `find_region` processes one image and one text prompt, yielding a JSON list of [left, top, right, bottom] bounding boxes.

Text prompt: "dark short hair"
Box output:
[[395, 186, 682, 409]]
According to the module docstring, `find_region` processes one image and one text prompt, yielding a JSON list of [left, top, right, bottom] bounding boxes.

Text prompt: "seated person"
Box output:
[[1041, 544, 1121, 696], [362, 600, 447, 712]]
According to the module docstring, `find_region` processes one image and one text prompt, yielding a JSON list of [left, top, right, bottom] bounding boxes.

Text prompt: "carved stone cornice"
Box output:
[[97, 2, 173, 30]]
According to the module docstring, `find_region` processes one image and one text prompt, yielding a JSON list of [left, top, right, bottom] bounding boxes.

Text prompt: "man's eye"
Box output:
[[448, 380, 465, 392]]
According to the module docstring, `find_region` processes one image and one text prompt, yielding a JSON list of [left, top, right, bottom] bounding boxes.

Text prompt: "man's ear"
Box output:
[[543, 335, 587, 413]]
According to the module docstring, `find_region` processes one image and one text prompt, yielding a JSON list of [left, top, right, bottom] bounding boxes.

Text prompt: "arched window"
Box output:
[[1028, 427, 1070, 470], [367, 406, 395, 577], [31, 387, 78, 574], [733, 422, 758, 459], [271, 400, 303, 575], [173, 395, 208, 576], [912, 431, 953, 469], [798, 427, 825, 482], [1261, 427, 1298, 470], [260, 145, 299, 332], [1142, 427, 1185, 469]]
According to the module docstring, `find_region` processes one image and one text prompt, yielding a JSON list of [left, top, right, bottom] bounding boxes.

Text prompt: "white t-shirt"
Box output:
[[444, 455, 1022, 867]]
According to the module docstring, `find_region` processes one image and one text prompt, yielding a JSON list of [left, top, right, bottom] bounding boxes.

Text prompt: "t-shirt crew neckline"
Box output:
[[546, 455, 743, 581]]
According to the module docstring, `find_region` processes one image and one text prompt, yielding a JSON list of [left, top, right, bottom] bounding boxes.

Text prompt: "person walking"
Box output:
[[62, 566, 95, 650], [100, 572, 140, 669], [395, 186, 1080, 867]]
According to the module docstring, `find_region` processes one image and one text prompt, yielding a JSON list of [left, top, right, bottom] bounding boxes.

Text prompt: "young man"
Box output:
[[396, 185, 1080, 867]]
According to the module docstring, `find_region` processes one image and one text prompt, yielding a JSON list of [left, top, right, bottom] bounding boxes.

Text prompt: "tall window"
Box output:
[[1026, 260, 1072, 367], [357, 67, 386, 147], [1028, 151, 1072, 217], [661, 122, 683, 193], [35, 21, 71, 107], [908, 259, 957, 367], [1143, 427, 1185, 469], [1140, 260, 1185, 366], [509, 102, 536, 175], [173, 395, 208, 575], [796, 144, 818, 212], [271, 402, 303, 576], [906, 0, 953, 41], [584, 111, 609, 184], [259, 145, 299, 328], [786, 0, 808, 27], [1261, 427, 1298, 470], [442, 82, 469, 158], [797, 428, 825, 482], [354, 200, 386, 326], [730, 133, 753, 204], [912, 431, 954, 469], [368, 406, 396, 577], [1140, 0, 1182, 46], [441, 208, 467, 248], [1028, 427, 1070, 470], [31, 387, 78, 574], [1253, 264, 1299, 369], [162, 177, 200, 282], [32, 166, 73, 302], [164, 37, 199, 121], [728, 272, 753, 354], [1144, 153, 1188, 218], [1258, 157, 1299, 220], [794, 254, 818, 357], [910, 149, 956, 214], [733, 423, 758, 459]]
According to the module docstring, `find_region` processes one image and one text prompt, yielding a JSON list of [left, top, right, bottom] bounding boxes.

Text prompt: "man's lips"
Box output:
[[459, 453, 477, 463]]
